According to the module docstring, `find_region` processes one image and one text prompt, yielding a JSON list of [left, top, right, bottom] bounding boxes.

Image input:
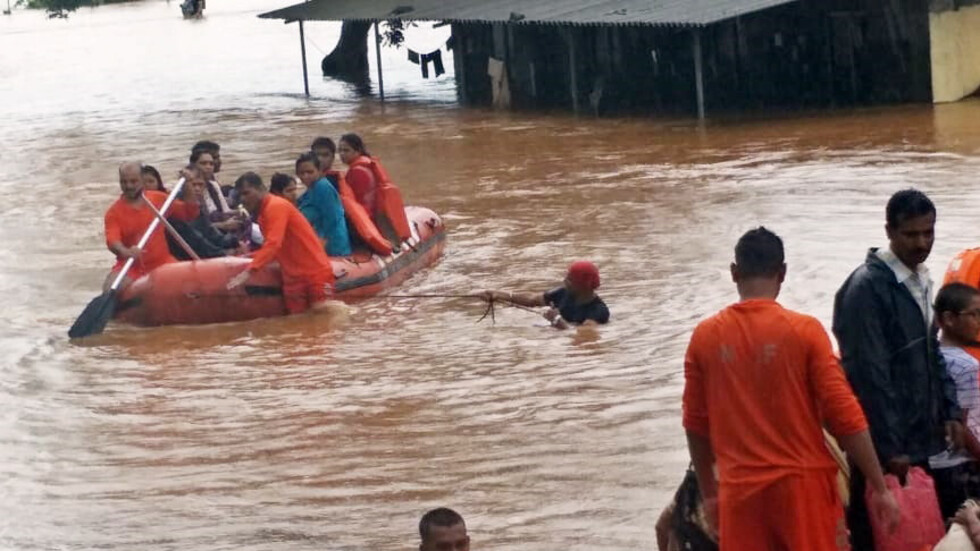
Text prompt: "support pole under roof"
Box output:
[[374, 20, 386, 101], [298, 19, 310, 97], [692, 28, 705, 121]]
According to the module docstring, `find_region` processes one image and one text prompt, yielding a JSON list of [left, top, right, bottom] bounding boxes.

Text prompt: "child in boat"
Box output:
[[481, 260, 610, 328], [269, 173, 299, 204], [929, 283, 980, 519], [294, 152, 352, 257]]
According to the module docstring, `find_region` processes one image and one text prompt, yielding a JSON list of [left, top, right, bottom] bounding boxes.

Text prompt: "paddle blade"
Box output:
[[68, 290, 118, 339]]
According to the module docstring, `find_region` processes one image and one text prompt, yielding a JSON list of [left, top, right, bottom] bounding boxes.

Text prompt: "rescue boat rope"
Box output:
[[378, 294, 543, 324]]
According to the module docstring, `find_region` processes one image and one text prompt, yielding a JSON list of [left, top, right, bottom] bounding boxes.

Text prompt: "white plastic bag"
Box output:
[[933, 523, 973, 551]]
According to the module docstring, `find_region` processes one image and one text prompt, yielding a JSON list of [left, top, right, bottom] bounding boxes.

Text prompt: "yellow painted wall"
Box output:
[[930, 5, 980, 103]]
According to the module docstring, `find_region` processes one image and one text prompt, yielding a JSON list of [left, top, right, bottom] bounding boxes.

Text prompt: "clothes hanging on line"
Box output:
[[423, 50, 445, 77], [406, 48, 444, 79]]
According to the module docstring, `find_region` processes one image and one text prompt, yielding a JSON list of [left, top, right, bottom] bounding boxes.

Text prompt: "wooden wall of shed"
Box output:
[[450, 23, 493, 106], [451, 0, 935, 116]]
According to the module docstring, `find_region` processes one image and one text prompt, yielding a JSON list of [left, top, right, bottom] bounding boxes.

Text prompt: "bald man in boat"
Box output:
[[227, 172, 335, 314], [103, 161, 200, 291]]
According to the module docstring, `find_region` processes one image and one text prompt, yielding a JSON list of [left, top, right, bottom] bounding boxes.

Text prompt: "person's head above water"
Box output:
[[419, 508, 469, 551], [564, 261, 600, 298], [310, 137, 336, 171], [338, 133, 368, 166], [295, 152, 321, 188], [270, 172, 299, 204], [191, 140, 221, 173], [234, 171, 266, 214], [118, 161, 145, 201], [731, 226, 785, 301], [885, 188, 936, 270]]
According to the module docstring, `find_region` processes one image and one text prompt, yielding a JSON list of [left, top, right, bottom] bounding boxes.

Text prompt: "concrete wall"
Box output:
[[930, 3, 980, 102]]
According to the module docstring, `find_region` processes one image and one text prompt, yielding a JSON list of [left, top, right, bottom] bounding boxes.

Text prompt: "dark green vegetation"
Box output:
[[19, 0, 136, 19]]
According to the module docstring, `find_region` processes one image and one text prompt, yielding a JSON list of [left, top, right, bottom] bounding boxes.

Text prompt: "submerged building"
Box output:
[[259, 0, 980, 118]]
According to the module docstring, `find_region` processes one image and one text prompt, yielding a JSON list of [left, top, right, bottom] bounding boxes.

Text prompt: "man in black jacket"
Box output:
[[834, 188, 963, 549]]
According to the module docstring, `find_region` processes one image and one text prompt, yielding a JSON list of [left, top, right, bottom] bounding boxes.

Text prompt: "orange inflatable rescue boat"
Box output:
[[113, 206, 445, 327]]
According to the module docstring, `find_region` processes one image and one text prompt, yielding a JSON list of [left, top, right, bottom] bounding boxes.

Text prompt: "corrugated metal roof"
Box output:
[[258, 0, 799, 27]]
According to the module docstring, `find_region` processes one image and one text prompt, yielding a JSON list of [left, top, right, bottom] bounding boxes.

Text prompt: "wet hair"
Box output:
[[886, 189, 936, 228], [141, 165, 166, 192], [234, 172, 265, 191], [339, 133, 369, 156], [270, 173, 294, 195], [419, 508, 465, 541], [191, 140, 220, 154], [295, 152, 321, 172], [310, 137, 336, 154], [935, 283, 980, 316], [189, 149, 215, 165], [734, 227, 784, 278]]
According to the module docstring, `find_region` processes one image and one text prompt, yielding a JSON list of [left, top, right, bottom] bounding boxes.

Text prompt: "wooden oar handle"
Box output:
[[143, 197, 201, 261]]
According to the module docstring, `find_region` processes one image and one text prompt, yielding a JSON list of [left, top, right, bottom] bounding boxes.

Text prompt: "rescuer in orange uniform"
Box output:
[[103, 161, 200, 291], [682, 227, 900, 550], [226, 172, 335, 314]]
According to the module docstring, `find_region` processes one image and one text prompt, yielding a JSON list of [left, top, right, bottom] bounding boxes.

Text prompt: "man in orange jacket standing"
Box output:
[[227, 172, 335, 314], [683, 227, 900, 550]]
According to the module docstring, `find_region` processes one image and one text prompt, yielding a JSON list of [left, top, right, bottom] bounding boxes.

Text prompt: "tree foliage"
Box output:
[[20, 0, 122, 18], [381, 19, 417, 49]]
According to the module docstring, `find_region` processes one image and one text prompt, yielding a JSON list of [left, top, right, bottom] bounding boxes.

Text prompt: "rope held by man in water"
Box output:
[[378, 293, 543, 324]]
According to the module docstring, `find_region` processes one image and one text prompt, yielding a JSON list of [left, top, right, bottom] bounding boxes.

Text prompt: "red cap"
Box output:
[[567, 261, 600, 291]]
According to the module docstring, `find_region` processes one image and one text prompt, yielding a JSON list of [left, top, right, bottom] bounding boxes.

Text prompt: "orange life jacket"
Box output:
[[348, 155, 412, 242], [324, 170, 393, 256], [943, 248, 980, 362], [944, 248, 980, 288]]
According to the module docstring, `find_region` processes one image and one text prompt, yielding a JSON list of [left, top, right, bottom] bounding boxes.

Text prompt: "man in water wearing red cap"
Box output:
[[481, 261, 609, 328]]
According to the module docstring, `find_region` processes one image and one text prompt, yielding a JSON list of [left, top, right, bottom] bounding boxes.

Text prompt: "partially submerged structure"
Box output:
[[259, 0, 980, 118]]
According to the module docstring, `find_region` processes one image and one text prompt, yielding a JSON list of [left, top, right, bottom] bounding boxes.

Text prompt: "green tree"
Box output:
[[20, 0, 93, 18]]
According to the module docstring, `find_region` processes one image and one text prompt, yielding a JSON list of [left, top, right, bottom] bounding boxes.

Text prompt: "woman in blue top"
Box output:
[[295, 152, 352, 256]]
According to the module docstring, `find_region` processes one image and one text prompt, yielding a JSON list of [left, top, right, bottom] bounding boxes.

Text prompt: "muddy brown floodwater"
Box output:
[[3, 1, 980, 549]]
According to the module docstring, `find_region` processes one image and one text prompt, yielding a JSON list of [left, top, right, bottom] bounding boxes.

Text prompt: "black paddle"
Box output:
[[68, 178, 187, 339]]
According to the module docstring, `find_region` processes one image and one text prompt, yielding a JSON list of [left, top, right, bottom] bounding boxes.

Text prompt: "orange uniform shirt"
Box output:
[[683, 299, 868, 488], [104, 190, 199, 272], [249, 194, 333, 283]]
